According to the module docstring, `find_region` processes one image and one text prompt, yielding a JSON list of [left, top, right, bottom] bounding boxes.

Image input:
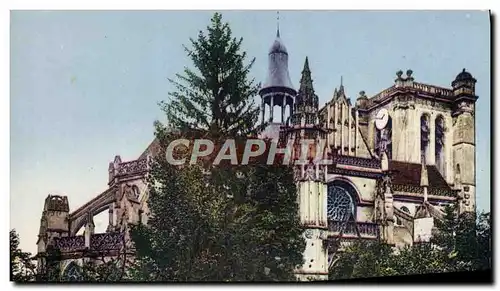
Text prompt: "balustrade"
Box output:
[[327, 220, 379, 239], [116, 158, 148, 177]]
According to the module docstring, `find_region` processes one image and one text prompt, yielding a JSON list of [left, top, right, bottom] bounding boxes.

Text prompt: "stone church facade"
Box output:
[[35, 28, 478, 281]]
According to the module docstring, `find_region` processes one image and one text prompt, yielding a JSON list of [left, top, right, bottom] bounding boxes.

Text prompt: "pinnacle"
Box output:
[[299, 57, 313, 92], [302, 56, 310, 73]]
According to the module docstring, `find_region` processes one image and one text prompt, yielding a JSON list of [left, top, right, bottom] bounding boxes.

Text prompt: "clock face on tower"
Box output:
[[375, 108, 389, 130]]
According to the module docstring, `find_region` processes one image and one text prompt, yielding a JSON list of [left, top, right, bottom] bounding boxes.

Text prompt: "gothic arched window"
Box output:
[[421, 114, 430, 163], [62, 262, 83, 281], [386, 117, 393, 160], [435, 115, 446, 175], [374, 121, 381, 156], [327, 180, 357, 222], [374, 117, 392, 159]]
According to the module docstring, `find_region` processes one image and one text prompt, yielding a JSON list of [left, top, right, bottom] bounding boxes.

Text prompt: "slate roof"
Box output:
[[389, 160, 451, 190]]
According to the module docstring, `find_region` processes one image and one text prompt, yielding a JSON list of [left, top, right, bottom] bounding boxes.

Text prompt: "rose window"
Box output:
[[327, 185, 355, 221]]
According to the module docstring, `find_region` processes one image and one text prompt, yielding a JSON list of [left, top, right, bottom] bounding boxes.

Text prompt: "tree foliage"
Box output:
[[163, 12, 263, 137], [130, 12, 304, 281], [329, 205, 491, 280], [10, 229, 37, 282]]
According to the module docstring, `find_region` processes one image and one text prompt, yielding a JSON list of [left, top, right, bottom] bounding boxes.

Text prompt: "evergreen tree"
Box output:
[[10, 229, 37, 282], [130, 131, 210, 281], [130, 12, 305, 281], [163, 12, 263, 137], [432, 204, 492, 272]]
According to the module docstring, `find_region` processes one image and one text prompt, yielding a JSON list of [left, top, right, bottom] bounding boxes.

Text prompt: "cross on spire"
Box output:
[[276, 11, 280, 37]]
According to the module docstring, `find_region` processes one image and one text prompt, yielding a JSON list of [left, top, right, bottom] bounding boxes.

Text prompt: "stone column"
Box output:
[[261, 98, 265, 125], [281, 105, 285, 123], [270, 97, 274, 122]]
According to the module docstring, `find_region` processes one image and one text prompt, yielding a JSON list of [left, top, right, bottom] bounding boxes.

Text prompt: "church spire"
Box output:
[[259, 16, 295, 125], [298, 56, 314, 96], [292, 56, 319, 126]]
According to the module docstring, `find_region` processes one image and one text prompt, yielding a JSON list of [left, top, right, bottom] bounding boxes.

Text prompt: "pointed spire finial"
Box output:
[[339, 75, 345, 94], [276, 11, 280, 37], [303, 56, 310, 72]]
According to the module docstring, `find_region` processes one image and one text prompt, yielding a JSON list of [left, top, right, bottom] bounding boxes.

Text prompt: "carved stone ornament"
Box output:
[[304, 229, 314, 239], [319, 230, 328, 240], [304, 164, 317, 181], [393, 95, 416, 111], [457, 101, 474, 115]]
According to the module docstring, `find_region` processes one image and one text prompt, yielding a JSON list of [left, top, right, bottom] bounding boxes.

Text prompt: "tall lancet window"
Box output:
[[420, 114, 430, 163], [374, 123, 381, 156], [374, 117, 392, 159], [385, 117, 393, 159], [435, 115, 446, 174]]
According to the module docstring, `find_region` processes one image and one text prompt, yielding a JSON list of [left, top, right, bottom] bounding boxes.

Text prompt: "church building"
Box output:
[[35, 26, 478, 281]]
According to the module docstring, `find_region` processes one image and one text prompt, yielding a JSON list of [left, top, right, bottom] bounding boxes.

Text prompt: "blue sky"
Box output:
[[10, 10, 490, 254]]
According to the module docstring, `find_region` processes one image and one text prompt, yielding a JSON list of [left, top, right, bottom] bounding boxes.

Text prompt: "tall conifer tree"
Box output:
[[163, 12, 262, 137], [130, 12, 304, 281]]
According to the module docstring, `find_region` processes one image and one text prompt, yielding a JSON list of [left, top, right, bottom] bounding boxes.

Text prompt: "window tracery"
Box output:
[[62, 262, 83, 281], [327, 181, 357, 222]]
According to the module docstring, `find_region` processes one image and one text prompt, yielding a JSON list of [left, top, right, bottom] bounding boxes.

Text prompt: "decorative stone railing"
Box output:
[[116, 158, 148, 177], [364, 82, 454, 110], [52, 232, 124, 252], [392, 184, 456, 197], [332, 155, 381, 169], [369, 86, 397, 104], [90, 232, 124, 251], [327, 220, 379, 239], [412, 82, 454, 97], [53, 236, 85, 251]]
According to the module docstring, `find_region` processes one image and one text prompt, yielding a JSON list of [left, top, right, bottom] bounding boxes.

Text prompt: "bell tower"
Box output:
[[259, 23, 296, 126], [451, 69, 478, 213]]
